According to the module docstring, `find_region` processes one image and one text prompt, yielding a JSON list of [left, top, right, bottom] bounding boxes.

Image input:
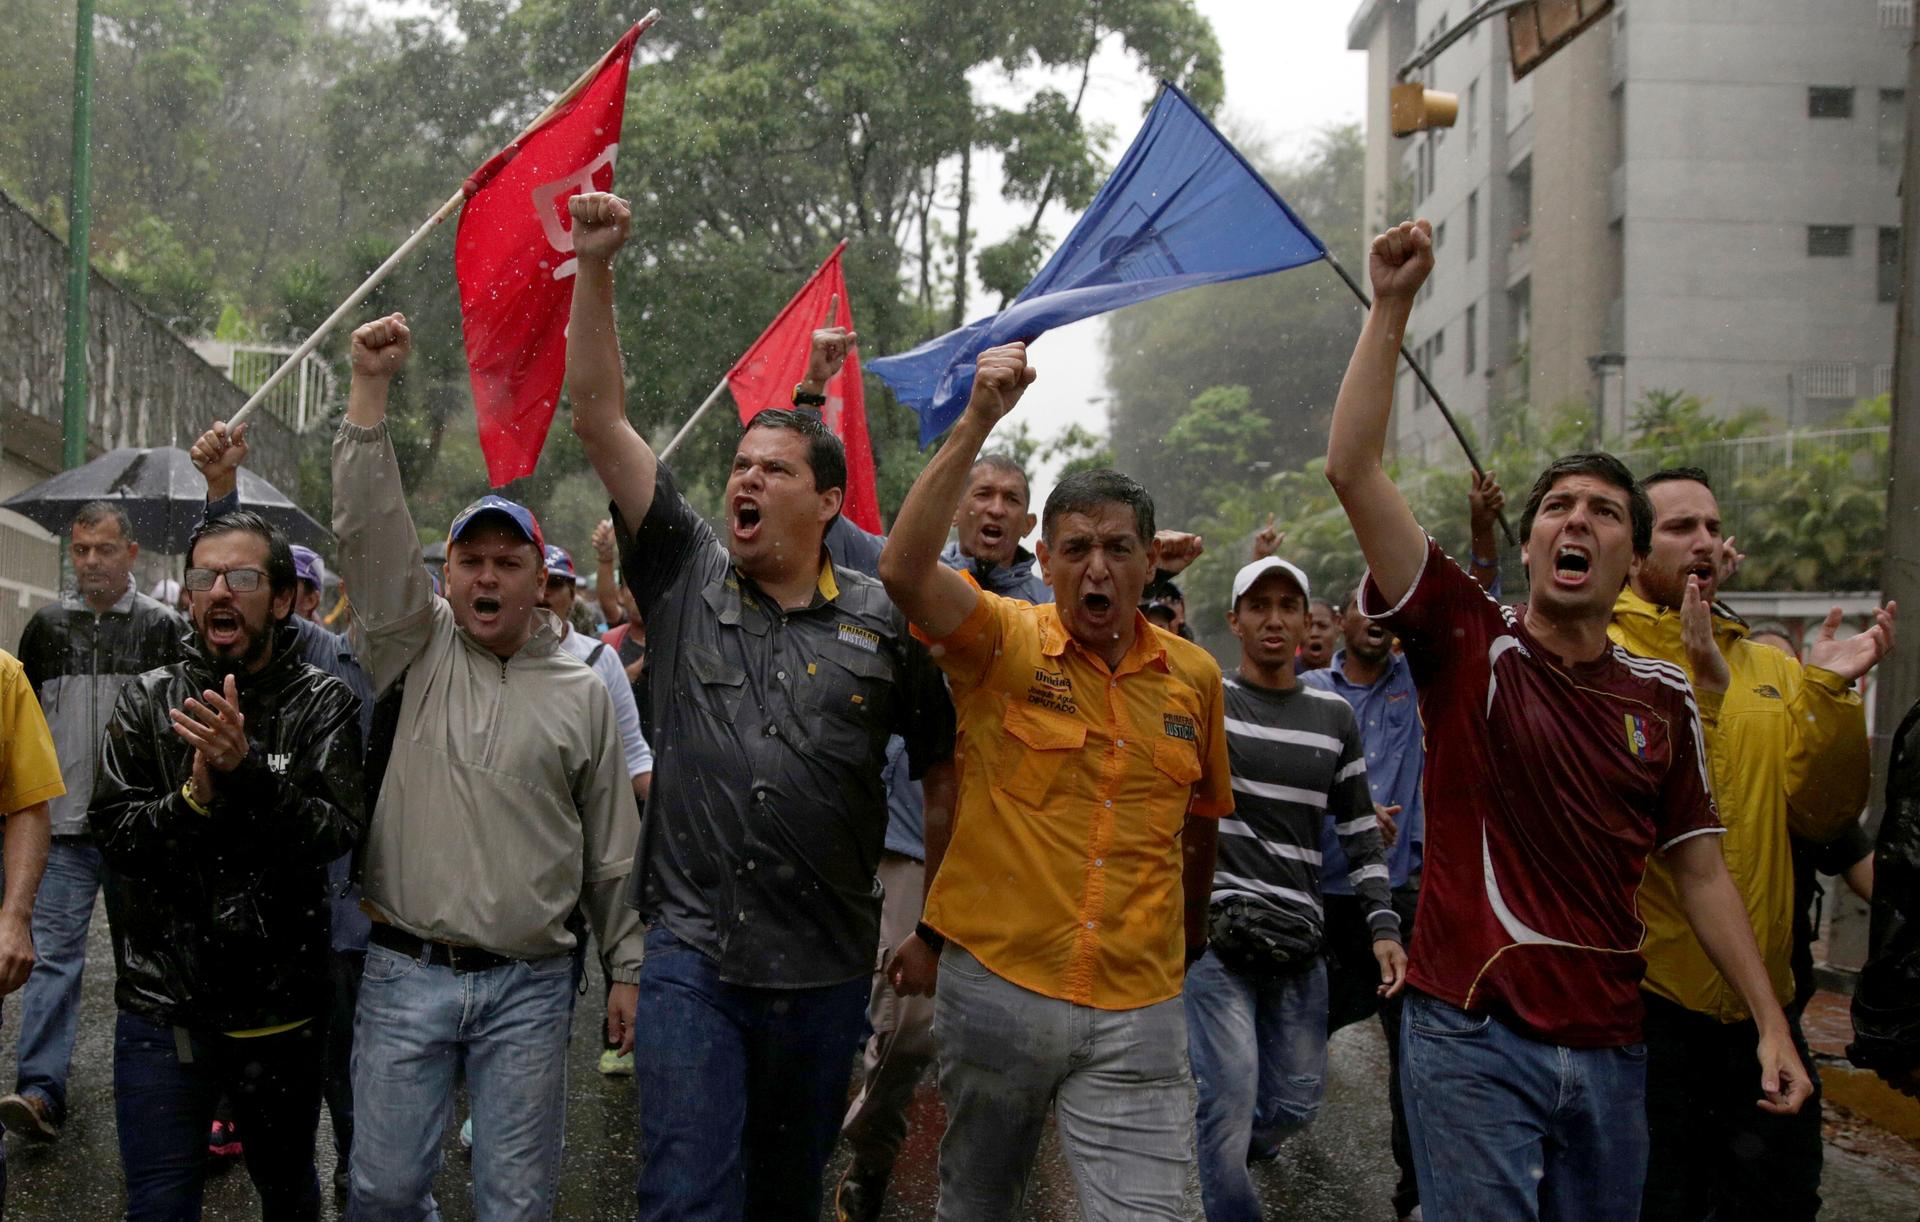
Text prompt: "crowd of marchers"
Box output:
[[0, 199, 1912, 1222]]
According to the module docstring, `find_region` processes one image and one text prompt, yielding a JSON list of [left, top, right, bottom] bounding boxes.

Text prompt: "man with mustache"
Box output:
[[90, 509, 365, 1219], [1326, 219, 1810, 1219], [563, 191, 957, 1222], [878, 341, 1232, 1222], [1610, 467, 1893, 1221], [331, 312, 643, 1220], [3, 503, 182, 1144]]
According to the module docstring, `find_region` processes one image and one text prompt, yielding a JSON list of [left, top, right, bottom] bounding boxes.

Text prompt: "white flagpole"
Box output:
[[226, 9, 663, 430], [657, 375, 732, 463]]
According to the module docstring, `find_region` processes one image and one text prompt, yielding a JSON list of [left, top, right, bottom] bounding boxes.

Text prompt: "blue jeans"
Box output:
[[633, 927, 869, 1222], [14, 837, 102, 1120], [1400, 991, 1649, 1221], [113, 1010, 324, 1221], [933, 944, 1192, 1222], [346, 943, 575, 1222], [1185, 951, 1329, 1221]]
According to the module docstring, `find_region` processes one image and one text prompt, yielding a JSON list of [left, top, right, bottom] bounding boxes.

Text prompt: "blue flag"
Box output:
[[870, 83, 1329, 445]]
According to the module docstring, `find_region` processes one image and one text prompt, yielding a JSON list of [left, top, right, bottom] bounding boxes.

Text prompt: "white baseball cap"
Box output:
[[1230, 557, 1312, 607]]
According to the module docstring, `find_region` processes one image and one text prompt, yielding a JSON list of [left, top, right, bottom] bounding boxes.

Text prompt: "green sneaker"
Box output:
[[598, 1047, 635, 1077]]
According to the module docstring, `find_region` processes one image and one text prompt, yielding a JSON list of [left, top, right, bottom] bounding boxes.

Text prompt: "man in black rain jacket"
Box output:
[[90, 510, 364, 1222]]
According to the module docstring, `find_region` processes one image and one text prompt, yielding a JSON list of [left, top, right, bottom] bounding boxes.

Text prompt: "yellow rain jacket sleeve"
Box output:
[[1610, 588, 1868, 1021]]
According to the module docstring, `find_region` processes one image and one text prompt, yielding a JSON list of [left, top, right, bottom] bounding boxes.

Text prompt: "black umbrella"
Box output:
[[1, 446, 329, 552]]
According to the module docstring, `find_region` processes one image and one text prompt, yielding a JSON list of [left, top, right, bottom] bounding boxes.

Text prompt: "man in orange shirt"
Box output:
[[880, 342, 1232, 1222]]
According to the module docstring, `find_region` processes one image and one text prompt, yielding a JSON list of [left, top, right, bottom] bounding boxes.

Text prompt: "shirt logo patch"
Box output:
[[1026, 668, 1076, 714], [268, 752, 292, 774], [1163, 714, 1197, 742], [1624, 714, 1649, 760], [837, 624, 880, 653], [1753, 683, 1783, 700]]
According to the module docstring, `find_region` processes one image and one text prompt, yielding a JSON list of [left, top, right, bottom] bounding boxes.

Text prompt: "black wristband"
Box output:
[[791, 384, 827, 408], [915, 921, 947, 954]]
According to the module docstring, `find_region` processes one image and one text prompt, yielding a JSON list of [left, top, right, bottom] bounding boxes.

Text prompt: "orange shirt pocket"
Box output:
[[1151, 735, 1202, 787], [997, 701, 1089, 808]]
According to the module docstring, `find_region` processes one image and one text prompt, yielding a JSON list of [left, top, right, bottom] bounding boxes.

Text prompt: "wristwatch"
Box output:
[[791, 384, 827, 408], [915, 921, 947, 954]]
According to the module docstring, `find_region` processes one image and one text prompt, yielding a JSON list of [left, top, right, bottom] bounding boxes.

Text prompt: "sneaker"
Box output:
[[207, 1119, 243, 1159], [0, 1092, 58, 1142], [833, 1164, 889, 1222], [598, 1047, 635, 1077], [333, 1165, 350, 1199], [1399, 1208, 1424, 1222], [459, 1116, 473, 1149]]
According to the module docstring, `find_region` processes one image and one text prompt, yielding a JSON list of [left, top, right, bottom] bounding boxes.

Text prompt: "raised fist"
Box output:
[[350, 313, 412, 381], [804, 293, 858, 390], [570, 192, 631, 264], [1368, 220, 1434, 304], [965, 343, 1037, 427], [190, 420, 249, 497]]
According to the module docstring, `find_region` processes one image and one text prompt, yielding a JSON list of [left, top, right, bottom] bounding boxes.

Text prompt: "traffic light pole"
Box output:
[[60, 0, 96, 472]]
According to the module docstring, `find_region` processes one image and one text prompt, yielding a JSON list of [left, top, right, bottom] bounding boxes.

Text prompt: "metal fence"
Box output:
[[1615, 426, 1889, 503]]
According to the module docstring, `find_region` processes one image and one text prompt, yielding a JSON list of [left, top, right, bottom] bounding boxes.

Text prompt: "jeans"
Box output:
[[14, 836, 102, 1121], [841, 853, 937, 1178], [934, 944, 1191, 1222], [1400, 991, 1648, 1222], [633, 927, 869, 1222], [1640, 993, 1824, 1221], [113, 1010, 324, 1222], [1185, 951, 1328, 1221], [347, 942, 575, 1222], [324, 950, 364, 1169]]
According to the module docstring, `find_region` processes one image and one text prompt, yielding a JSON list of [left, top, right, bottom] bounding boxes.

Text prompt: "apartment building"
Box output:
[[1348, 0, 1907, 461]]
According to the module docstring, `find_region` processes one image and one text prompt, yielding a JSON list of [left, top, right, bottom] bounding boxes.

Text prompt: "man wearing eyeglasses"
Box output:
[[89, 509, 366, 1218]]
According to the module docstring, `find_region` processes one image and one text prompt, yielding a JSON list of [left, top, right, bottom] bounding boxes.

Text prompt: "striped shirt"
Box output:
[[1216, 677, 1402, 946]]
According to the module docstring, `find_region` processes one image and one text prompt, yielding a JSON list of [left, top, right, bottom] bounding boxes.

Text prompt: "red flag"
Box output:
[[725, 244, 883, 534], [455, 23, 646, 485]]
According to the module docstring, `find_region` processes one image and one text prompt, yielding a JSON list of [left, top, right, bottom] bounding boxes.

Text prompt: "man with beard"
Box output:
[[878, 341, 1231, 1222], [1326, 219, 1809, 1219], [3, 503, 181, 1143], [1609, 467, 1892, 1221], [190, 419, 377, 1194], [332, 312, 642, 1220], [89, 509, 364, 1219], [1187, 556, 1404, 1221], [1302, 589, 1424, 1221], [562, 192, 956, 1222]]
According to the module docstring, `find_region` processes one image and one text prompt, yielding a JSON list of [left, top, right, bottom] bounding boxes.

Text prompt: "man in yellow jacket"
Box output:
[[1610, 466, 1895, 1222]]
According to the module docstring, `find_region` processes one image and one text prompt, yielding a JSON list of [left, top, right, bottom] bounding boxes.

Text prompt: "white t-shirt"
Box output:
[[559, 625, 653, 779]]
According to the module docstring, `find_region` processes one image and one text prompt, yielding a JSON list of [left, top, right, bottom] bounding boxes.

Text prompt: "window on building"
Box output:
[[1509, 278, 1532, 361], [1808, 225, 1853, 257], [1468, 79, 1481, 152], [1881, 227, 1903, 303], [1881, 90, 1907, 167], [1808, 87, 1855, 119], [1436, 221, 1448, 251], [1610, 84, 1626, 168], [1414, 341, 1430, 409], [1509, 159, 1534, 239], [1465, 304, 1478, 375], [1433, 325, 1446, 359], [1467, 190, 1479, 261]]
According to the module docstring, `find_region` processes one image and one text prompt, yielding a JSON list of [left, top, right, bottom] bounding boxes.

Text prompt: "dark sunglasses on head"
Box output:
[[183, 567, 269, 593]]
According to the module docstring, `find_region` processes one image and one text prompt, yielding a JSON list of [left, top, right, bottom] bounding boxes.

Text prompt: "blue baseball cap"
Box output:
[[289, 545, 325, 590], [543, 546, 579, 583], [448, 495, 544, 551]]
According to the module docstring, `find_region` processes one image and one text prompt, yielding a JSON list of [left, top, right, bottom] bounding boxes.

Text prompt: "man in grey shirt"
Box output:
[[331, 311, 643, 1220]]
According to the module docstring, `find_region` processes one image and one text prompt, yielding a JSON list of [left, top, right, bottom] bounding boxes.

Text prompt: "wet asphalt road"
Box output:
[[3, 899, 1918, 1220]]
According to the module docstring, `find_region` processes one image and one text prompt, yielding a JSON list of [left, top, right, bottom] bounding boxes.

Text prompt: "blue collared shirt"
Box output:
[[1301, 649, 1424, 891]]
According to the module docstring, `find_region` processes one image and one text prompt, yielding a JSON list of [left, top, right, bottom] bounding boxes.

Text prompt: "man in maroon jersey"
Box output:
[[1323, 218, 1810, 1222]]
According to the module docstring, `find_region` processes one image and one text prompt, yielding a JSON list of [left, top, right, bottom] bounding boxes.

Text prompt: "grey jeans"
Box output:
[[932, 944, 1192, 1222]]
